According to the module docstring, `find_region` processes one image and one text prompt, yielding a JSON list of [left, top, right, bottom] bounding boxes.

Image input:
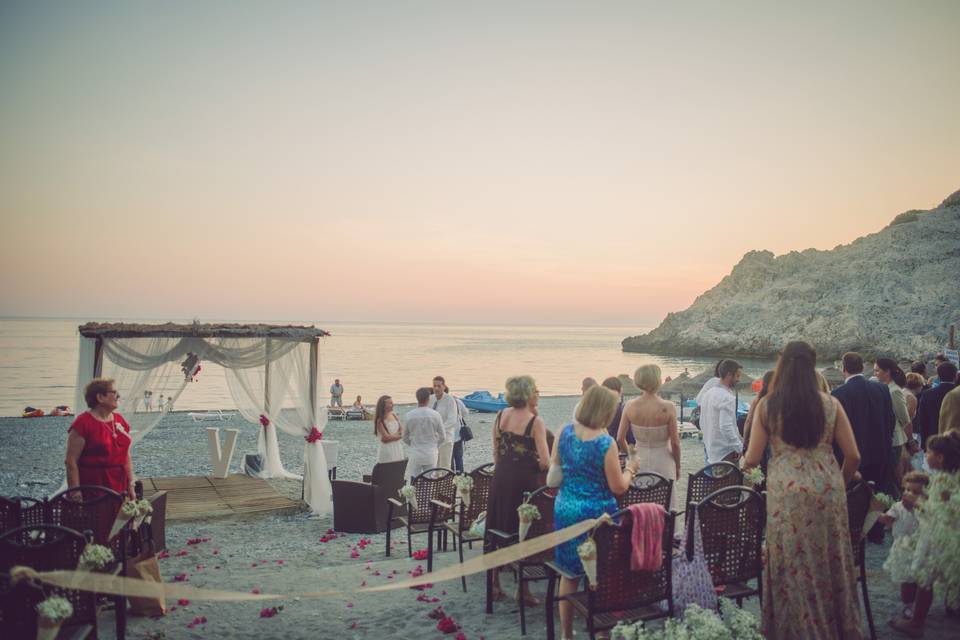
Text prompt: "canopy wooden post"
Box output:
[[93, 337, 104, 378], [950, 324, 956, 350], [264, 338, 272, 415], [309, 338, 319, 425]]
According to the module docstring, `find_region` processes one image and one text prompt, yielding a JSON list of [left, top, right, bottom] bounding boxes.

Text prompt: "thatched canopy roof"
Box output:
[[78, 322, 329, 342], [662, 368, 755, 397], [617, 374, 642, 396]]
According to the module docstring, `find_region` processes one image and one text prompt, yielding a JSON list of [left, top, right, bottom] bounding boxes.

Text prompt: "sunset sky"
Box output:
[[1, 1, 958, 326]]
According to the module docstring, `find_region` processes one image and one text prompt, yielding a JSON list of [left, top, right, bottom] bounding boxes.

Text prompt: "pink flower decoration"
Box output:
[[212, 549, 220, 555], [175, 550, 188, 557], [259, 607, 279, 618], [304, 426, 323, 443], [251, 563, 258, 568], [276, 560, 284, 565], [326, 528, 335, 534], [186, 537, 210, 545], [412, 549, 429, 561], [455, 633, 467, 640], [350, 549, 360, 559], [173, 573, 188, 582], [437, 616, 459, 634], [157, 550, 169, 559], [350, 622, 358, 629], [186, 616, 207, 629], [259, 415, 270, 427], [177, 599, 190, 606], [251, 588, 262, 594]]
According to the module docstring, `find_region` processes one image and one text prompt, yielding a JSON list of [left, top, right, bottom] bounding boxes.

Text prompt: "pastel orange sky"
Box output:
[[1, 2, 958, 326]]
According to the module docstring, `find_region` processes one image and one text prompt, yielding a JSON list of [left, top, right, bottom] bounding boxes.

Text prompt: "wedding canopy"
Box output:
[[74, 322, 332, 515]]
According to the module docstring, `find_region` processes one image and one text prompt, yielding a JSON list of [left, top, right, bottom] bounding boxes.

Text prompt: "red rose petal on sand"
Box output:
[[350, 622, 358, 629], [346, 602, 353, 608], [173, 573, 188, 582], [177, 599, 190, 606], [157, 550, 169, 559], [276, 560, 284, 565], [175, 550, 188, 557], [212, 549, 220, 555], [360, 580, 366, 587], [251, 588, 262, 594], [455, 633, 467, 640]]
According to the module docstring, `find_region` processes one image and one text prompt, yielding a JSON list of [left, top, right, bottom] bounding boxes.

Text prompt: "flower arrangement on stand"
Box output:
[[79, 544, 115, 571], [577, 537, 598, 589], [743, 466, 765, 488], [453, 475, 474, 509], [516, 502, 541, 542], [611, 600, 763, 640], [121, 498, 154, 519], [399, 485, 418, 511], [36, 596, 73, 640]]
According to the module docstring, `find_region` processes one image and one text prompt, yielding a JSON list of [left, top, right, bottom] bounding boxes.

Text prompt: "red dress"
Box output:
[[68, 412, 132, 495]]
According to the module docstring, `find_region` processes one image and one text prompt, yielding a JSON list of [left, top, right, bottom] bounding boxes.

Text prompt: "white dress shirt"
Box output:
[[699, 384, 742, 463], [428, 393, 459, 445], [402, 407, 445, 452]]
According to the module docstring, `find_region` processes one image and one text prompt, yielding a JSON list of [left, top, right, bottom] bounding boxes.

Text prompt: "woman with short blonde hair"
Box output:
[[505, 375, 537, 408], [551, 385, 641, 640], [633, 364, 663, 394]]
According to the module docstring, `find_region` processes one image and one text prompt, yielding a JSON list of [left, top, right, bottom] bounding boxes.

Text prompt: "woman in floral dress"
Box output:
[[745, 341, 863, 639]]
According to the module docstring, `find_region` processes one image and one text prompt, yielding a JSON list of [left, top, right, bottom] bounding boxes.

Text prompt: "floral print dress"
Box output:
[[762, 394, 862, 640]]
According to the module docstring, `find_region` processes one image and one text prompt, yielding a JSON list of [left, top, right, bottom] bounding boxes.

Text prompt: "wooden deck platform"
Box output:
[[140, 474, 301, 521]]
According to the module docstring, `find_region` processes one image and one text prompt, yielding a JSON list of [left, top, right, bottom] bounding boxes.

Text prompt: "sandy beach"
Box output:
[[1, 396, 955, 639]]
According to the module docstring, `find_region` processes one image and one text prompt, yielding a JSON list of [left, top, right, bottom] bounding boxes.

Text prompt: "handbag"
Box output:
[[456, 398, 473, 442], [671, 511, 718, 616], [124, 524, 166, 616]]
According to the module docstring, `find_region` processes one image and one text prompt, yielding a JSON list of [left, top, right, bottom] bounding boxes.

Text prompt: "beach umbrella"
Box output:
[[617, 374, 642, 396], [660, 372, 691, 397]]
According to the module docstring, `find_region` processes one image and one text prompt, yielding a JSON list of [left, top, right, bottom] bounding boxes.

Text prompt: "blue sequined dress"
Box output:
[[553, 423, 618, 575]]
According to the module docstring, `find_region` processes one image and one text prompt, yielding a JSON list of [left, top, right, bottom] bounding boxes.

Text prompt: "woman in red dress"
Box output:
[[65, 378, 136, 499]]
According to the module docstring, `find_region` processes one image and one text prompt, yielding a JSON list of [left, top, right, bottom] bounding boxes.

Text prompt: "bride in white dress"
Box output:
[[374, 395, 405, 463], [617, 364, 681, 511]]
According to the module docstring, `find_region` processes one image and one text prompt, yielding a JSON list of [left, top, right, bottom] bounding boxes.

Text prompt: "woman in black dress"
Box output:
[[485, 375, 551, 603]]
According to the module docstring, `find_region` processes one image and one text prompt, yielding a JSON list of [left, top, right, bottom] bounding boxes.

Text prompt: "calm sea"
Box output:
[[0, 318, 778, 417]]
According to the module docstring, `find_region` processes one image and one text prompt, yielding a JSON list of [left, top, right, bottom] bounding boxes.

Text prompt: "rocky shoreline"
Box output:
[[624, 188, 960, 362]]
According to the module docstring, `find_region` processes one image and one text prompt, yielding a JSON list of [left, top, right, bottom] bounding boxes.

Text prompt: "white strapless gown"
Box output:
[[630, 423, 679, 511], [377, 417, 405, 463]]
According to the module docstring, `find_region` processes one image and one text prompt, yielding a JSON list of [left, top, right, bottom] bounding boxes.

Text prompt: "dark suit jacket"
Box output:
[[832, 375, 894, 474], [917, 381, 957, 448]]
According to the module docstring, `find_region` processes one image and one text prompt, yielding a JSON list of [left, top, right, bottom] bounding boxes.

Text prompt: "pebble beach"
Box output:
[[1, 396, 955, 639]]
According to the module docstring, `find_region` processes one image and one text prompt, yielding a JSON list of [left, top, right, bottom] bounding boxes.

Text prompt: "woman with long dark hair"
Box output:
[[745, 341, 863, 639], [373, 395, 404, 464], [875, 358, 911, 492]]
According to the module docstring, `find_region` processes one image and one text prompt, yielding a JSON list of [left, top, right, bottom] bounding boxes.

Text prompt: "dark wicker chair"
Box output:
[[0, 496, 45, 535], [437, 463, 495, 592], [544, 508, 677, 640], [687, 485, 764, 605], [47, 486, 128, 639], [485, 486, 556, 634], [846, 480, 876, 640], [0, 524, 98, 640], [617, 472, 673, 510], [685, 461, 743, 508], [385, 468, 455, 562], [332, 459, 408, 533]]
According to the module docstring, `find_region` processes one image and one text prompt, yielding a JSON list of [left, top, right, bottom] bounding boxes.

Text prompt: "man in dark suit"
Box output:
[[917, 361, 958, 448], [831, 352, 895, 488]]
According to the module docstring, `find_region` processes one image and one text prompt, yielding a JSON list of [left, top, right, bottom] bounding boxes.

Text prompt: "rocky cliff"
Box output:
[[623, 189, 960, 361]]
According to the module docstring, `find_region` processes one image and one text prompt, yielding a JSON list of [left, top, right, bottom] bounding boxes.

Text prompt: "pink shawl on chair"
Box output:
[[627, 502, 665, 571]]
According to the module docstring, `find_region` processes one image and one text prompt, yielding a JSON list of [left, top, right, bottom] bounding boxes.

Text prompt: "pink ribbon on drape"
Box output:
[[627, 503, 665, 571]]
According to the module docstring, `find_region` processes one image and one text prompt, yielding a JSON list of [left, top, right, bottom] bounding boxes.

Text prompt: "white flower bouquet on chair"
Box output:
[[611, 600, 762, 639], [577, 537, 598, 590], [36, 596, 73, 640], [399, 485, 418, 511], [79, 544, 115, 571], [453, 475, 474, 509], [516, 502, 541, 542]]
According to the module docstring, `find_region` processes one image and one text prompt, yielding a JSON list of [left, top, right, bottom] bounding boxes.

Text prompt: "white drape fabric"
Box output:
[[73, 334, 330, 516], [74, 337, 98, 413]]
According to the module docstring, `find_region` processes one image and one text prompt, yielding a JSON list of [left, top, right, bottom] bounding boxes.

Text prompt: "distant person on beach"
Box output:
[[833, 352, 895, 517], [875, 358, 911, 492], [940, 373, 960, 434], [352, 395, 365, 410], [744, 341, 863, 639], [65, 378, 136, 500], [904, 373, 926, 469], [330, 379, 344, 407], [429, 376, 458, 469], [402, 387, 445, 482], [143, 390, 153, 412], [486, 375, 550, 603], [581, 377, 597, 394], [601, 376, 632, 447], [617, 364, 680, 510], [373, 395, 404, 464], [699, 359, 743, 464], [448, 385, 469, 473], [930, 354, 948, 386], [158, 393, 165, 411], [917, 361, 958, 447]]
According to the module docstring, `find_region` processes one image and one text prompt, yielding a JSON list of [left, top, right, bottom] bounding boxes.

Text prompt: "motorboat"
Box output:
[[462, 391, 509, 413]]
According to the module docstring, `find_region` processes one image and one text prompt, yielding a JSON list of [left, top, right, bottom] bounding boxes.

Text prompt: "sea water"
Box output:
[[0, 318, 777, 417]]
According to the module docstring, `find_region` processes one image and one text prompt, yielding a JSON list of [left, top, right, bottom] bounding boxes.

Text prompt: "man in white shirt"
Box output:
[[429, 376, 459, 469], [403, 387, 446, 482], [699, 359, 743, 464], [330, 379, 344, 407]]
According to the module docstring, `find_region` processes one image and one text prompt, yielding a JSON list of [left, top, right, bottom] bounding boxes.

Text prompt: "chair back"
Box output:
[[47, 486, 124, 547], [0, 524, 97, 629], [618, 472, 673, 510], [410, 468, 456, 524], [0, 496, 44, 535], [845, 480, 872, 567], [371, 459, 407, 497], [521, 486, 556, 541], [460, 463, 495, 528], [590, 508, 675, 614], [688, 486, 764, 587], [686, 461, 743, 507]]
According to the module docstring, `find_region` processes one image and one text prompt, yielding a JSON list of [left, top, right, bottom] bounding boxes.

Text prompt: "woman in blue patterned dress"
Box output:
[[549, 385, 640, 640]]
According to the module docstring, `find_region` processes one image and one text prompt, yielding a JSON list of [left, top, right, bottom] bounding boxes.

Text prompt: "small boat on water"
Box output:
[[462, 391, 509, 413], [50, 405, 73, 417], [22, 406, 44, 418]]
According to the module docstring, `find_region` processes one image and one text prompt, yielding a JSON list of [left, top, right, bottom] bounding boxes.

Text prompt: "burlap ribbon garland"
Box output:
[[17, 513, 612, 602]]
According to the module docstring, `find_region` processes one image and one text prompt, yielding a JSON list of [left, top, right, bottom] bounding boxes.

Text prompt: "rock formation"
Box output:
[[623, 189, 960, 361]]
